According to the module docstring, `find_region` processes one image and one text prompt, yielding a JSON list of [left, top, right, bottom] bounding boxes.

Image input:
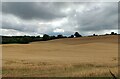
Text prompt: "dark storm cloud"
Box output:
[[2, 2, 66, 21]]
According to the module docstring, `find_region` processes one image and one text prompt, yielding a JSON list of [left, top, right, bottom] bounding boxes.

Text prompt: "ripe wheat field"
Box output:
[[2, 35, 118, 77]]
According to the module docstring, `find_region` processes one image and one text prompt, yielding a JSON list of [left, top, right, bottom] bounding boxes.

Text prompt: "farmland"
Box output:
[[2, 35, 118, 77]]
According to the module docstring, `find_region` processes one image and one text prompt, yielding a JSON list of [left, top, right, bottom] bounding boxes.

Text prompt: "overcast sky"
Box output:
[[1, 2, 118, 36]]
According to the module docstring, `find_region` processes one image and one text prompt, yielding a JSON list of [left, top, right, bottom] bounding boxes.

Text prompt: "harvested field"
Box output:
[[2, 35, 118, 77]]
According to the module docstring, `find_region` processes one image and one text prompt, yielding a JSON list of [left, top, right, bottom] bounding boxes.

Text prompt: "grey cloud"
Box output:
[[2, 22, 36, 33], [75, 2, 118, 32], [2, 2, 66, 21], [1, 2, 118, 36], [2, 14, 56, 35]]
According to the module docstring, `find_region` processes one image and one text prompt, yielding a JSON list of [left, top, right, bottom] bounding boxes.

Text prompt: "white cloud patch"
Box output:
[[53, 28, 64, 33]]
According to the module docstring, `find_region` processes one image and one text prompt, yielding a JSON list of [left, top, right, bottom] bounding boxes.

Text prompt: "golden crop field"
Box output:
[[2, 35, 118, 77]]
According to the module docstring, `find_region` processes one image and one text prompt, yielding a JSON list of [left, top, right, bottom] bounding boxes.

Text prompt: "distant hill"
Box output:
[[31, 35, 119, 45], [1, 32, 119, 44]]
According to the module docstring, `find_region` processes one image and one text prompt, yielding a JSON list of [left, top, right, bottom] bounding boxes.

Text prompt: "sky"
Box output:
[[1, 2, 118, 36]]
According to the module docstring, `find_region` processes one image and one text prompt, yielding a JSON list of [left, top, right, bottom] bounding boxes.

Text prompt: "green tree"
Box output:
[[74, 32, 82, 37], [57, 34, 63, 38], [43, 34, 50, 41], [69, 35, 74, 38]]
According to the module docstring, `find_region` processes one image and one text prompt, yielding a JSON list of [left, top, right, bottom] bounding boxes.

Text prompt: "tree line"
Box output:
[[1, 32, 118, 44]]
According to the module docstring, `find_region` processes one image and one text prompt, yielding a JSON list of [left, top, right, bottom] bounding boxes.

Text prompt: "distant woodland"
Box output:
[[1, 32, 118, 44]]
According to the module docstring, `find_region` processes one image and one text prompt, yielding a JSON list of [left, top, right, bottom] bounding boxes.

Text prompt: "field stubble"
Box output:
[[2, 35, 118, 77]]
